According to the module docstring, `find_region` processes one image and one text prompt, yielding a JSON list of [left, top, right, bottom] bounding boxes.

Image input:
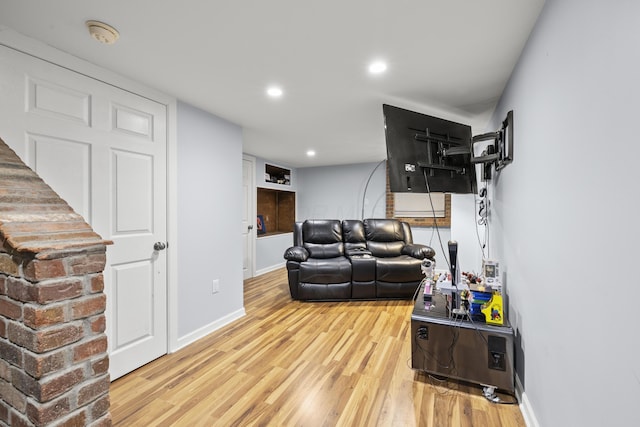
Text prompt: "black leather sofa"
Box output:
[[283, 218, 435, 301]]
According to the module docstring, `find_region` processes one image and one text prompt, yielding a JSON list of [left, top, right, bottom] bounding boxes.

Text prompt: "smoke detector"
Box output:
[[86, 20, 119, 45]]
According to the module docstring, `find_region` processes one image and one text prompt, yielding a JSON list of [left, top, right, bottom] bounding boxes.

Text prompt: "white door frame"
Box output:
[[242, 154, 256, 279], [0, 27, 181, 354]]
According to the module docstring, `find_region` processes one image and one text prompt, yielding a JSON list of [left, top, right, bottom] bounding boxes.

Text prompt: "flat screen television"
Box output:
[[383, 104, 477, 194]]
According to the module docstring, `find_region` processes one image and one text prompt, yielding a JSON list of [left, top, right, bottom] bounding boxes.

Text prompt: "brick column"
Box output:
[[0, 138, 112, 426]]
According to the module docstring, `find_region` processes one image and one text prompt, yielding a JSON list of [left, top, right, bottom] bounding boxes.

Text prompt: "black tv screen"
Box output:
[[383, 104, 477, 194]]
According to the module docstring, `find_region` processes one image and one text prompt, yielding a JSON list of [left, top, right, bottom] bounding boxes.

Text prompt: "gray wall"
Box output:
[[489, 1, 640, 425], [177, 101, 244, 337], [297, 161, 387, 220], [256, 233, 291, 273]]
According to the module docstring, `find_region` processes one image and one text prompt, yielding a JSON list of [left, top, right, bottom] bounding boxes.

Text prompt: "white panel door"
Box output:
[[242, 157, 255, 279], [0, 46, 168, 380]]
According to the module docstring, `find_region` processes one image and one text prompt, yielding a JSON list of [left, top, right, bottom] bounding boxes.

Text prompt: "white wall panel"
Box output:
[[28, 134, 91, 220], [112, 150, 153, 234], [112, 261, 154, 349], [112, 104, 153, 140], [28, 78, 90, 126]]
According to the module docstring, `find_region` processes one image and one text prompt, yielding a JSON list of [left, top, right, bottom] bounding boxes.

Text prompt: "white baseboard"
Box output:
[[255, 262, 285, 276], [172, 308, 246, 352], [516, 375, 539, 427]]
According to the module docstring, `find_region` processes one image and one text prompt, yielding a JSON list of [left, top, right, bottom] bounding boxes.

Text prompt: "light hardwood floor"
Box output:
[[110, 269, 525, 426]]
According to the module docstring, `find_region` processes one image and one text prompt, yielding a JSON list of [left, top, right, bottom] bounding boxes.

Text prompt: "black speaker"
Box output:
[[488, 335, 507, 371]]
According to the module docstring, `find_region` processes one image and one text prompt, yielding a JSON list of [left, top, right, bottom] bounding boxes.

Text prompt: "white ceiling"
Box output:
[[0, 0, 544, 168]]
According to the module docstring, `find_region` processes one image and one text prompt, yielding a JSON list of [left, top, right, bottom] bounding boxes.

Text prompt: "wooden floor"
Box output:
[[110, 269, 525, 426]]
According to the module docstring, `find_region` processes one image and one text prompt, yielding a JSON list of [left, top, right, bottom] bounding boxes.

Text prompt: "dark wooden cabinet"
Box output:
[[257, 188, 295, 236]]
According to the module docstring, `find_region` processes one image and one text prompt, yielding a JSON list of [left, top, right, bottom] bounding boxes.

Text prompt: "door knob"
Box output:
[[248, 225, 254, 230], [154, 242, 167, 251]]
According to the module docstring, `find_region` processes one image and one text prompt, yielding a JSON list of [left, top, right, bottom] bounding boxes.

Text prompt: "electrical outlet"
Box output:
[[212, 279, 220, 294]]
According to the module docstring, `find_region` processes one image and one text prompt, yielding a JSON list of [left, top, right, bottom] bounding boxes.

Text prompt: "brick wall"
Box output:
[[0, 139, 112, 426], [385, 163, 452, 227]]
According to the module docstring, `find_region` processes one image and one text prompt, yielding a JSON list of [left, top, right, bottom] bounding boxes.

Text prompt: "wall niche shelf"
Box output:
[[257, 188, 295, 237], [265, 163, 291, 186]]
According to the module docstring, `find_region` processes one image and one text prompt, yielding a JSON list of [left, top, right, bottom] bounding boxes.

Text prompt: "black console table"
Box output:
[[410, 283, 515, 393]]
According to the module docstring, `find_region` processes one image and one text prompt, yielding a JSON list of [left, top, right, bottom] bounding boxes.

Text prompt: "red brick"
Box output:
[[9, 230, 98, 247], [71, 294, 106, 319], [2, 220, 90, 235], [8, 321, 83, 353], [0, 359, 10, 381], [23, 348, 67, 379], [0, 254, 19, 276], [49, 408, 89, 427], [8, 367, 39, 400], [77, 375, 109, 406], [0, 401, 7, 424], [7, 321, 37, 351], [33, 278, 83, 304], [74, 336, 108, 363], [90, 413, 113, 427], [58, 410, 87, 427], [0, 297, 22, 319], [0, 317, 6, 338], [39, 367, 84, 402], [0, 276, 6, 295], [90, 355, 109, 376], [90, 394, 110, 421], [90, 274, 104, 293], [0, 339, 23, 367], [36, 323, 84, 353], [26, 395, 70, 426], [23, 258, 67, 281], [0, 378, 27, 412], [68, 253, 106, 276], [23, 303, 66, 329], [9, 411, 31, 427], [89, 315, 106, 334], [5, 277, 36, 303]]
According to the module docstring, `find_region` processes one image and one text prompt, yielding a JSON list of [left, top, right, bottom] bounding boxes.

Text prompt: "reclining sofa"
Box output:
[[283, 218, 435, 301]]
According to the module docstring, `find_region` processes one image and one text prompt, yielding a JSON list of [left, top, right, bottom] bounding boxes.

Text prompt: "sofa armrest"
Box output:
[[284, 246, 309, 262], [402, 244, 435, 260]]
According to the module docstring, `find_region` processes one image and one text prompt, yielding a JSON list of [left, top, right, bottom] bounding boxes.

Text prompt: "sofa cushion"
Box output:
[[299, 257, 352, 283], [302, 219, 344, 258], [298, 282, 352, 300], [367, 240, 404, 257], [375, 255, 423, 283]]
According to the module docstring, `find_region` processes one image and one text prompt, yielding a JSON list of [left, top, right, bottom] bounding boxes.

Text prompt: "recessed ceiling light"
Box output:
[[267, 86, 283, 98], [306, 150, 316, 157], [368, 61, 387, 74]]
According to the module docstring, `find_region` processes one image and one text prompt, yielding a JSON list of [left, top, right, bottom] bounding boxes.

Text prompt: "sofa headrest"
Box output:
[[302, 219, 343, 244], [301, 220, 344, 259], [342, 220, 366, 243], [363, 219, 405, 242]]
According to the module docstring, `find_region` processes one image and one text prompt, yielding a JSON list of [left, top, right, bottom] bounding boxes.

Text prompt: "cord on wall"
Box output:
[[361, 159, 386, 219]]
